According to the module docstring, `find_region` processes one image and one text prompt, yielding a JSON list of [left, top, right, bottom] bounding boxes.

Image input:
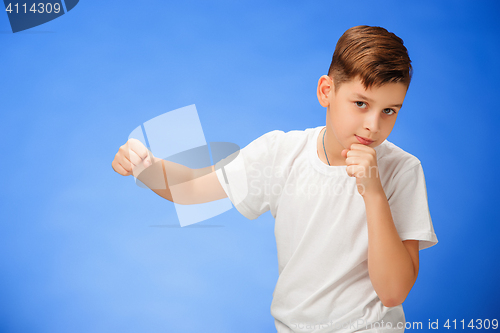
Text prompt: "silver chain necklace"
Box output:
[[322, 127, 331, 166]]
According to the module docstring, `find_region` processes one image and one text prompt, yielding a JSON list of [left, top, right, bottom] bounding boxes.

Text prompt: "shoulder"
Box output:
[[375, 140, 423, 180], [375, 141, 432, 207], [239, 126, 319, 171], [255, 127, 317, 141], [249, 126, 318, 154]]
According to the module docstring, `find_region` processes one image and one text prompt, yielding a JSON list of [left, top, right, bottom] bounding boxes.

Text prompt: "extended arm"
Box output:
[[112, 139, 227, 205]]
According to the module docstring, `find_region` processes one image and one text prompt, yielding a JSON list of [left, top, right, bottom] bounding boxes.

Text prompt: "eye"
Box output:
[[355, 101, 367, 108], [383, 108, 397, 115]]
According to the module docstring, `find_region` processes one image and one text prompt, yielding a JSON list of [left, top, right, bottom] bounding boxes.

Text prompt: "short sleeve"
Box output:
[[215, 130, 283, 220], [388, 163, 438, 250]]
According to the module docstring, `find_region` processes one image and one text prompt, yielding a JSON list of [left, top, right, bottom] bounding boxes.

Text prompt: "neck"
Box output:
[[321, 127, 346, 166]]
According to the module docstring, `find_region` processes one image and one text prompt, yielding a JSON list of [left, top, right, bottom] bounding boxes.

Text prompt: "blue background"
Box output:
[[1, 1, 499, 332]]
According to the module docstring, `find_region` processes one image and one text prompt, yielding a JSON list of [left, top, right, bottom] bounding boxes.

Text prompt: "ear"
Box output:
[[317, 75, 334, 107]]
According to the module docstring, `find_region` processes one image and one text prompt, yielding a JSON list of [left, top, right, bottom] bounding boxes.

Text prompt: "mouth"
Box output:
[[355, 135, 374, 145]]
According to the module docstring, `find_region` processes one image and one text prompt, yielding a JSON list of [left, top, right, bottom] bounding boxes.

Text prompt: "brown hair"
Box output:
[[328, 25, 412, 91]]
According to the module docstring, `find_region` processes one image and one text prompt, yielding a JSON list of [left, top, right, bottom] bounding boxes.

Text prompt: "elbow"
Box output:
[[378, 288, 410, 308], [380, 296, 405, 308], [376, 274, 416, 308]]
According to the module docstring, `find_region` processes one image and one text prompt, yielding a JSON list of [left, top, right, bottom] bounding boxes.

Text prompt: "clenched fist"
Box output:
[[112, 138, 153, 177], [341, 143, 384, 197]]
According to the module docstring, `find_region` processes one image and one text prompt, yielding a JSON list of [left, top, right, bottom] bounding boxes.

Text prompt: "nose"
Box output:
[[363, 111, 381, 134]]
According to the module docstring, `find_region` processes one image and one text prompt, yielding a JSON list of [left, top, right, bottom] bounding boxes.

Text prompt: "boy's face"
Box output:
[[322, 76, 407, 151]]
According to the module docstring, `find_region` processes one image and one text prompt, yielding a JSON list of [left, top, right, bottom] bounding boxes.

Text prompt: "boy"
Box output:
[[112, 25, 438, 332]]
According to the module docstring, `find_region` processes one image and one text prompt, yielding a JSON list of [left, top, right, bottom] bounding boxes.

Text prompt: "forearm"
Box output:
[[137, 157, 217, 205], [136, 157, 194, 203], [363, 188, 416, 307]]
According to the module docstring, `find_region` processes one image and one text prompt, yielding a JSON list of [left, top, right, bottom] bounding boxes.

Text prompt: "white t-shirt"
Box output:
[[215, 126, 438, 333]]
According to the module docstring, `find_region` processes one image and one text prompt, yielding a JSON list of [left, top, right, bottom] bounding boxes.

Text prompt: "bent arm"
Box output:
[[363, 188, 420, 307]]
